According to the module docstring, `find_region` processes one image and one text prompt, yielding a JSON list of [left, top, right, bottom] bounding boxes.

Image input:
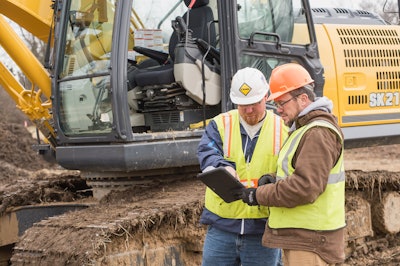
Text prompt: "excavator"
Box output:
[[1, 0, 400, 264]]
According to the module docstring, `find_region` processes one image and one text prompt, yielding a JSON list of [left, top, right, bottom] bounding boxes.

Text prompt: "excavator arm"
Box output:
[[0, 0, 56, 148], [0, 0, 53, 42]]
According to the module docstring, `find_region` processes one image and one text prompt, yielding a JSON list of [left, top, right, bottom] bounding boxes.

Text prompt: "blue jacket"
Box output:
[[197, 119, 267, 234]]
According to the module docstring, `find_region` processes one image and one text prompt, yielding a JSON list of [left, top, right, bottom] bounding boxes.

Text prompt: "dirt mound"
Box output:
[[11, 178, 206, 265], [0, 122, 54, 171], [344, 144, 400, 172], [0, 120, 74, 215], [0, 169, 87, 215]]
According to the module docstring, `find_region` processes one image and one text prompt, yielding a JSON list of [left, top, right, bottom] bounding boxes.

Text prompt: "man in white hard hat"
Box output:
[[197, 67, 288, 266]]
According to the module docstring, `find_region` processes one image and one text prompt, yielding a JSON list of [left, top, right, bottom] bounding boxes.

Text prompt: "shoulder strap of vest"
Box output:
[[308, 120, 343, 143], [271, 111, 284, 155], [220, 111, 237, 158]]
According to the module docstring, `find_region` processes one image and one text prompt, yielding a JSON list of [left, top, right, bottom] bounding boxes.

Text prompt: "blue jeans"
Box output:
[[202, 225, 282, 266]]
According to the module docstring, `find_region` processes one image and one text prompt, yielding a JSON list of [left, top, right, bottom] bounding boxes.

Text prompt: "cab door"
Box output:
[[218, 0, 324, 111]]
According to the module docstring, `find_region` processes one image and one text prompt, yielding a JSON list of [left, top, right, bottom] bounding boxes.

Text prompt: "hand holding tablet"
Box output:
[[197, 167, 245, 203]]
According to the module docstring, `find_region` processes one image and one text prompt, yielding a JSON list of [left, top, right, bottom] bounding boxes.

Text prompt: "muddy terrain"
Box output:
[[0, 115, 400, 265]]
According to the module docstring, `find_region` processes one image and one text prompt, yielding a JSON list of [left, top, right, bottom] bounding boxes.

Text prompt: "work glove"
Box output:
[[258, 174, 276, 186], [232, 188, 246, 201], [241, 188, 259, 206]]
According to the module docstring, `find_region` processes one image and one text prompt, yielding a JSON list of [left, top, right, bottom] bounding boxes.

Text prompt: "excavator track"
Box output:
[[10, 177, 206, 265]]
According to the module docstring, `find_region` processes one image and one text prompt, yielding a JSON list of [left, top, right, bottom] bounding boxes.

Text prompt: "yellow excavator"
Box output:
[[1, 0, 400, 264]]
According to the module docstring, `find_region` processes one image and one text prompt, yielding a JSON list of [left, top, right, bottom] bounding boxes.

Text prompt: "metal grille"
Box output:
[[337, 28, 400, 45], [342, 49, 400, 68], [377, 71, 400, 90], [151, 112, 180, 124], [348, 95, 368, 105], [337, 28, 400, 68]]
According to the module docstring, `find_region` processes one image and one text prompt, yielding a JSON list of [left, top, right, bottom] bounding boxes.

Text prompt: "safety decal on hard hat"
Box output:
[[239, 83, 251, 96]]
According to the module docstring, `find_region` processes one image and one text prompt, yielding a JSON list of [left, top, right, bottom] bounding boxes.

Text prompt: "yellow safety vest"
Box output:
[[268, 120, 346, 230], [204, 110, 287, 219]]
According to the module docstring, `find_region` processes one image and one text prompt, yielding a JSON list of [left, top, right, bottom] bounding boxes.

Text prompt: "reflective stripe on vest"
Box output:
[[204, 110, 288, 219], [269, 120, 346, 230]]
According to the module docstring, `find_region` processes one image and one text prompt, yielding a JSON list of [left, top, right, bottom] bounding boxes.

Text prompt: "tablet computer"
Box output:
[[197, 167, 245, 203]]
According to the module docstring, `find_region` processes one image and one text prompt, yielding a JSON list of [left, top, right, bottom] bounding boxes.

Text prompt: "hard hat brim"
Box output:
[[231, 92, 266, 105], [266, 91, 286, 101]]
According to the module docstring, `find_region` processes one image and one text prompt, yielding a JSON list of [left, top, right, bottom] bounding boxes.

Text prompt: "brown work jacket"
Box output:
[[257, 109, 345, 264]]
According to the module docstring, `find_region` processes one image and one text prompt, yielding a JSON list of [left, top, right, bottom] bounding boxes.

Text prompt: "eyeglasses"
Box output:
[[273, 96, 297, 109]]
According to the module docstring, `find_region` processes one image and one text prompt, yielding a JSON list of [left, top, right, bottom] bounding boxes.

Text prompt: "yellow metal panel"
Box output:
[[314, 24, 340, 119], [0, 62, 25, 104], [0, 0, 53, 42], [292, 23, 340, 118], [321, 24, 400, 127]]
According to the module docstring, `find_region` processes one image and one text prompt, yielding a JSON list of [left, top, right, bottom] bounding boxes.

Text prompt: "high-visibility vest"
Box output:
[[204, 110, 287, 219], [268, 120, 346, 230]]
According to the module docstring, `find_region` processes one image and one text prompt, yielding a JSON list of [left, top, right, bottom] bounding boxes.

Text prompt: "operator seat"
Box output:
[[129, 0, 217, 89]]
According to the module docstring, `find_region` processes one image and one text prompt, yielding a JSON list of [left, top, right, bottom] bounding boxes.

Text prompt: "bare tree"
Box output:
[[381, 0, 399, 24], [359, 0, 399, 24]]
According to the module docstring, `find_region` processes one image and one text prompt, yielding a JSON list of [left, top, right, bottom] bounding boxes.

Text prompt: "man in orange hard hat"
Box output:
[[197, 67, 288, 265], [240, 63, 346, 265]]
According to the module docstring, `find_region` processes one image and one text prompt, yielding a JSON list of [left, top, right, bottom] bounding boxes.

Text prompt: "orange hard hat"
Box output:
[[267, 63, 314, 101]]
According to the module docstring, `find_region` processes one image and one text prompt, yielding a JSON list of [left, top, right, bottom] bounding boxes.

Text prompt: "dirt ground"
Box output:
[[0, 117, 400, 265]]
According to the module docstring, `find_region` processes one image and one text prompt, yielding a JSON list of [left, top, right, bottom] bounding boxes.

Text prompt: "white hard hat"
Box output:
[[230, 67, 269, 105]]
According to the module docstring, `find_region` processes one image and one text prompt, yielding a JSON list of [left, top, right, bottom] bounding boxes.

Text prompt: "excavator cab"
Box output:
[[54, 0, 320, 135], [50, 0, 322, 195]]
